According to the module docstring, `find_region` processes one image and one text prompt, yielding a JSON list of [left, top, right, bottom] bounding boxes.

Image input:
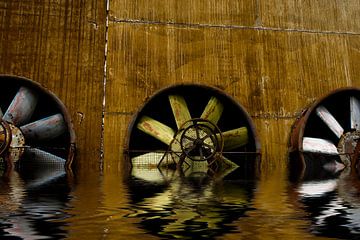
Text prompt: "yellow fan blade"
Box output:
[[219, 127, 248, 151], [169, 95, 192, 129], [131, 152, 166, 167], [200, 96, 223, 125], [137, 116, 175, 145]]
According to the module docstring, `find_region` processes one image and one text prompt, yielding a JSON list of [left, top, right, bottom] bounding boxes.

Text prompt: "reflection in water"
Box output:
[[290, 153, 360, 239], [126, 155, 257, 239], [3, 150, 360, 239], [0, 157, 72, 239]]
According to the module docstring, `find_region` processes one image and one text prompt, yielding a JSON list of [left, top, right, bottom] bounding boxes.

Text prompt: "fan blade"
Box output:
[[17, 148, 66, 189], [316, 106, 344, 138], [131, 152, 166, 167], [132, 152, 176, 167], [25, 168, 66, 189], [3, 86, 38, 126], [23, 148, 66, 166], [219, 127, 248, 151], [169, 95, 192, 129], [131, 155, 174, 182], [137, 116, 175, 145], [350, 96, 360, 130], [20, 114, 66, 141], [200, 96, 224, 125], [302, 137, 338, 155], [0, 107, 3, 119]]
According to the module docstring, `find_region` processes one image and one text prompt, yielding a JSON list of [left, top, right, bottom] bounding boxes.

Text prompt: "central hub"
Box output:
[[0, 120, 25, 163], [194, 139, 203, 146], [179, 119, 223, 162]]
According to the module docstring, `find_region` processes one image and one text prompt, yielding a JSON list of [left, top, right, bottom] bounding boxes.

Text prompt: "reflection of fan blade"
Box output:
[[7, 170, 26, 209], [140, 189, 172, 212], [3, 87, 38, 126], [215, 156, 239, 179], [350, 97, 360, 130], [131, 166, 170, 183], [185, 160, 209, 175], [303, 137, 338, 154], [5, 216, 41, 239], [169, 95, 192, 129], [220, 182, 249, 205], [131, 152, 166, 167], [200, 96, 224, 125], [137, 116, 175, 145], [298, 179, 338, 197], [323, 160, 345, 173], [20, 113, 66, 141], [23, 148, 66, 165], [219, 127, 248, 151], [316, 106, 344, 138]]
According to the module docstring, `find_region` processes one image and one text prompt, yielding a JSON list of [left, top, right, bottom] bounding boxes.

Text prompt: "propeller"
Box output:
[[302, 95, 360, 158], [0, 86, 68, 167], [132, 94, 249, 168]]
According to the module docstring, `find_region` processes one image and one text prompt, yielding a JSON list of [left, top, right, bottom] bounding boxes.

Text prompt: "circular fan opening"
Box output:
[[289, 87, 360, 177], [0, 75, 75, 170], [125, 83, 260, 180]]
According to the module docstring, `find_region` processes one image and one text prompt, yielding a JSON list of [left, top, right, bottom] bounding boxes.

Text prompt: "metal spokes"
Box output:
[[180, 119, 222, 162]]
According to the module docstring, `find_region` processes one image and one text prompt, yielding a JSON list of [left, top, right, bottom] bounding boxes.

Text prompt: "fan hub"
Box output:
[[338, 130, 360, 166], [0, 120, 25, 162], [194, 139, 204, 146]]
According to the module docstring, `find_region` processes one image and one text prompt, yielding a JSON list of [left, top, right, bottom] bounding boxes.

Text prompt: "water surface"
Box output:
[[1, 157, 360, 239]]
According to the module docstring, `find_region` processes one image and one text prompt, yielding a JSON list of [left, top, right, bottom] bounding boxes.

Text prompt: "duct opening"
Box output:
[[126, 84, 260, 181], [289, 88, 360, 177], [0, 75, 75, 169]]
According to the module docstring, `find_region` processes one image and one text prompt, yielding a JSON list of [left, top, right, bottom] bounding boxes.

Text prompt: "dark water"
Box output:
[[1, 157, 360, 239]]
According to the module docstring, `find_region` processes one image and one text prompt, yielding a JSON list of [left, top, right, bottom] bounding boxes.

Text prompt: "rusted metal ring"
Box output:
[[0, 121, 12, 156]]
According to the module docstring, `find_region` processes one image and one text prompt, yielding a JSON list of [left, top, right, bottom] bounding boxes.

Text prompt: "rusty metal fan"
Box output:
[[0, 75, 75, 169], [290, 88, 360, 172], [126, 84, 260, 177]]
